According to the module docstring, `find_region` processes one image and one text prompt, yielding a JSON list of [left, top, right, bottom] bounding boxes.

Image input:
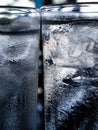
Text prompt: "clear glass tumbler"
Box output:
[[0, 6, 40, 130], [41, 3, 98, 130]]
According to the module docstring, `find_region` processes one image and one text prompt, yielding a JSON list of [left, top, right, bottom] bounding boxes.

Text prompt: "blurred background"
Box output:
[[0, 0, 98, 130]]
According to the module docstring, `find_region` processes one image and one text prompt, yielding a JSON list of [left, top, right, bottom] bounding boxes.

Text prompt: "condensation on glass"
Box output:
[[41, 3, 98, 130], [0, 6, 40, 130]]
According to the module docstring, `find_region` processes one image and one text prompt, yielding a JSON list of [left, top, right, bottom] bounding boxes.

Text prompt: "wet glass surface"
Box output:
[[42, 3, 98, 130], [0, 7, 40, 130]]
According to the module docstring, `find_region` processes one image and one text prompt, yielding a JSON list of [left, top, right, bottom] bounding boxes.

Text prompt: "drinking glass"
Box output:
[[0, 6, 40, 130], [41, 3, 98, 130]]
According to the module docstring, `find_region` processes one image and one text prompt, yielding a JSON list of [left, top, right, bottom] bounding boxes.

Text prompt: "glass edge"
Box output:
[[0, 5, 36, 9], [40, 2, 98, 10], [0, 6, 40, 15], [0, 5, 41, 13]]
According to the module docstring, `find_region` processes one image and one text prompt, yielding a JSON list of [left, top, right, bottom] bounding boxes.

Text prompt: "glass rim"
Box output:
[[0, 5, 36, 9], [41, 2, 98, 9], [41, 2, 98, 22], [0, 6, 39, 15], [41, 2, 98, 12]]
